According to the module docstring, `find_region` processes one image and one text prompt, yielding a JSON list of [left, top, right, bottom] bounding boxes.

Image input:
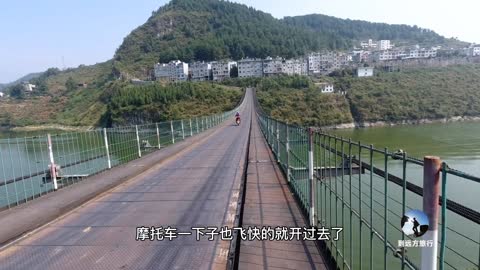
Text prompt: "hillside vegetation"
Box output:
[[345, 64, 480, 123], [253, 64, 480, 127], [250, 76, 353, 126], [103, 82, 242, 126], [114, 0, 454, 77], [0, 0, 466, 128], [282, 15, 462, 48]]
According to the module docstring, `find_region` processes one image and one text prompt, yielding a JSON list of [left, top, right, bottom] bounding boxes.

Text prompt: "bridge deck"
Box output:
[[0, 93, 253, 270], [238, 115, 327, 270]]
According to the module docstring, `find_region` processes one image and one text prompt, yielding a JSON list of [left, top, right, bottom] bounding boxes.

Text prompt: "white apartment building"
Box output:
[[189, 62, 211, 81], [154, 60, 189, 82], [379, 40, 393, 50], [361, 39, 378, 49], [262, 57, 283, 77], [308, 52, 351, 74], [357, 67, 374, 77], [375, 50, 407, 61], [473, 47, 480, 56], [154, 63, 171, 80], [23, 83, 36, 92], [211, 61, 236, 81], [172, 61, 189, 82], [237, 58, 263, 78], [407, 49, 437, 59]]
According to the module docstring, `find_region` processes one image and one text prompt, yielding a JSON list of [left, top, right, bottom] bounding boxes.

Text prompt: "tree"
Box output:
[[10, 84, 24, 99], [66, 77, 77, 92], [230, 66, 238, 78]]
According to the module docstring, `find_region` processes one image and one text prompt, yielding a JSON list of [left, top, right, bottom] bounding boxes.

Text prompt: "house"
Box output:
[[357, 67, 374, 77], [23, 83, 36, 91], [211, 61, 236, 81], [316, 83, 334, 93], [361, 39, 378, 49], [379, 40, 393, 50], [154, 63, 171, 81], [77, 83, 88, 88], [0, 92, 4, 98], [261, 57, 283, 77], [238, 58, 263, 78], [189, 62, 211, 81], [474, 47, 480, 56], [154, 60, 189, 82]]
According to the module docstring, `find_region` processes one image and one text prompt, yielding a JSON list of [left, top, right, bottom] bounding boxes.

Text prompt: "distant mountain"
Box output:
[[114, 0, 457, 76], [0, 72, 44, 91], [282, 14, 465, 48]]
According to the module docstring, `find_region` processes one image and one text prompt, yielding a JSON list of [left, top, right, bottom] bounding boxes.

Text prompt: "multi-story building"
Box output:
[[473, 47, 480, 56], [172, 61, 189, 82], [361, 39, 378, 49], [374, 50, 407, 61], [262, 57, 283, 77], [154, 60, 189, 82], [189, 62, 211, 81], [407, 49, 437, 59], [23, 82, 36, 92], [237, 58, 263, 78], [357, 67, 374, 77], [379, 40, 393, 50], [154, 63, 171, 80], [308, 52, 351, 75], [352, 50, 372, 63], [211, 61, 236, 81]]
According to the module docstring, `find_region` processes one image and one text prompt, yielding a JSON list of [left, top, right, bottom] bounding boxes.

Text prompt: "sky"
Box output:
[[0, 0, 478, 83]]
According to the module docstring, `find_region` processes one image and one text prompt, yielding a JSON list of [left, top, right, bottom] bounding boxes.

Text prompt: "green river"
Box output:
[[0, 121, 479, 269]]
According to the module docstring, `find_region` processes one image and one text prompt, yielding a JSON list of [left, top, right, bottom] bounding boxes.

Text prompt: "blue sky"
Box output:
[[1, 0, 478, 83]]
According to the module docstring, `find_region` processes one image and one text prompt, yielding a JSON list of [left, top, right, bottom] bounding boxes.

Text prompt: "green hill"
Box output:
[[0, 0, 465, 128], [282, 14, 464, 49], [114, 0, 455, 77], [253, 64, 480, 127]]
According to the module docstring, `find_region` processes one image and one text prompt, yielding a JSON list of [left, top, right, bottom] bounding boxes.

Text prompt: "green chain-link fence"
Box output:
[[256, 110, 479, 270], [0, 101, 244, 210]]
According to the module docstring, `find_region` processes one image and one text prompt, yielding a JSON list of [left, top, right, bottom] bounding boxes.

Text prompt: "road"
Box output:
[[0, 90, 253, 270]]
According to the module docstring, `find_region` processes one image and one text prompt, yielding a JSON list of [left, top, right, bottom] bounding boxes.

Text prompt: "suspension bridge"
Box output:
[[0, 89, 478, 270]]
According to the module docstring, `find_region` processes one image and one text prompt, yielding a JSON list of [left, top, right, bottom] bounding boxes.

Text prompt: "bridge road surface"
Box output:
[[0, 90, 253, 270], [238, 112, 327, 270]]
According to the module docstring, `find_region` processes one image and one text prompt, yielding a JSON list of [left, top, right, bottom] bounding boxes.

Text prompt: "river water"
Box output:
[[0, 122, 479, 269], [330, 121, 480, 270]]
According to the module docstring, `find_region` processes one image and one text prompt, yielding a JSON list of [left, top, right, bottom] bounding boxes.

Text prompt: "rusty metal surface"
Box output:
[[238, 116, 327, 270], [0, 91, 253, 270]]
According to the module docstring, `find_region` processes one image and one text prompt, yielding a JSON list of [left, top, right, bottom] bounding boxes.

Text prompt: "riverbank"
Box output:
[[8, 124, 93, 132], [321, 115, 480, 130]]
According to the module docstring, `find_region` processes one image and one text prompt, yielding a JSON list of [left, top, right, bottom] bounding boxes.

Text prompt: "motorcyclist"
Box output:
[[235, 111, 241, 125]]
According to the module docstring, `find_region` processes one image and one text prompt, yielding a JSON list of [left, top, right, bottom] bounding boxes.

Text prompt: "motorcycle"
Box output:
[[235, 116, 241, 126]]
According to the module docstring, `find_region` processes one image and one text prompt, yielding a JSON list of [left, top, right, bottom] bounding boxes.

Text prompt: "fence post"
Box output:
[[135, 125, 141, 158], [103, 128, 112, 169], [170, 121, 175, 144], [189, 119, 193, 137], [47, 134, 58, 190], [286, 122, 290, 182], [421, 156, 441, 270], [308, 127, 316, 227], [156, 123, 161, 149], [181, 120, 185, 140], [276, 121, 280, 162]]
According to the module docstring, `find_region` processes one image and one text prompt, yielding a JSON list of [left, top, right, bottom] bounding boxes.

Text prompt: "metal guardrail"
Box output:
[[0, 99, 246, 211], [254, 94, 479, 270]]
